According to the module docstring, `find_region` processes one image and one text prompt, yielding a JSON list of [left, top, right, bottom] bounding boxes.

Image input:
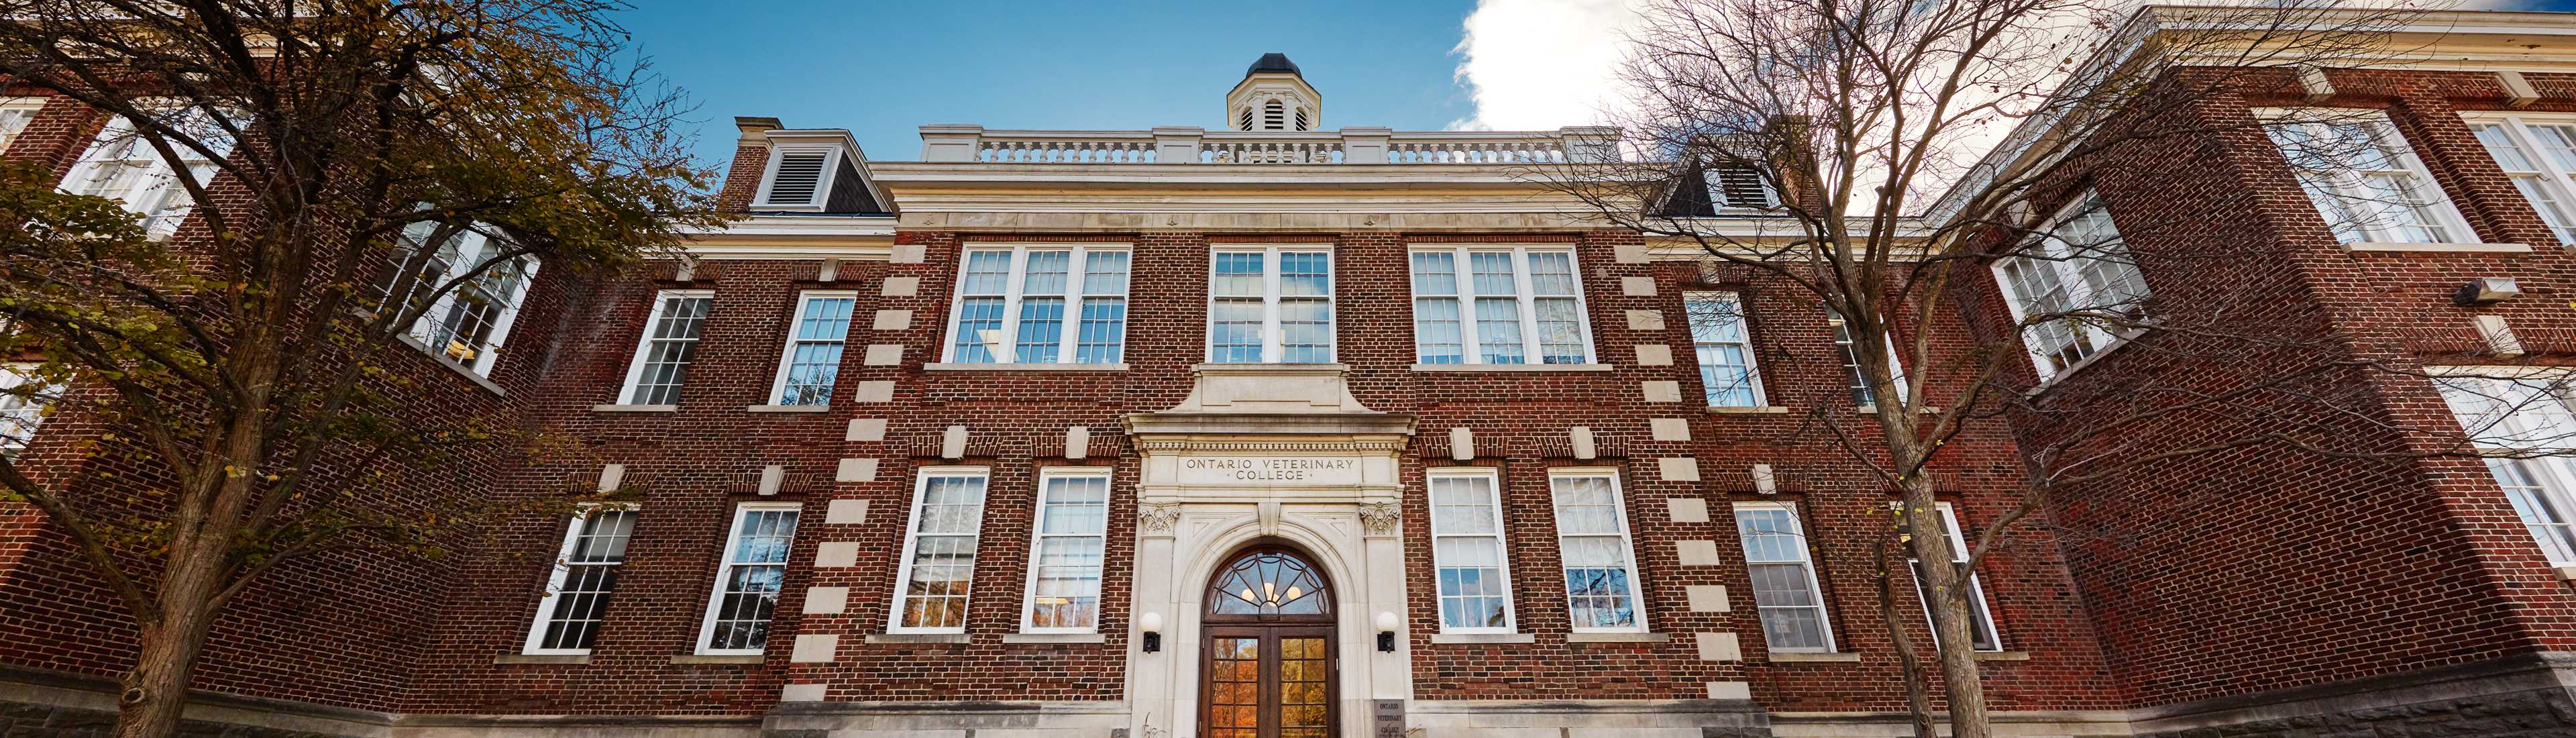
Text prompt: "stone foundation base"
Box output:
[[5, 653, 2574, 738]]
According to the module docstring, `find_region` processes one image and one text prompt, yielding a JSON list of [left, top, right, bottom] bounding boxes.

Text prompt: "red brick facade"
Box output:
[[4, 28, 2576, 738]]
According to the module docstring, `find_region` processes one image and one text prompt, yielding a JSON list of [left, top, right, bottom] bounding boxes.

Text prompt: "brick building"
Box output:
[[5, 7, 2576, 738]]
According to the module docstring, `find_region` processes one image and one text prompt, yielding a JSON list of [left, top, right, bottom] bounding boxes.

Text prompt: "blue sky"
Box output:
[[621, 0, 2576, 170], [619, 0, 1486, 167]]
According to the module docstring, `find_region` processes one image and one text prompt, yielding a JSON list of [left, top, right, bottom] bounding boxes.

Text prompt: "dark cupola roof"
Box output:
[[1245, 52, 1301, 77]]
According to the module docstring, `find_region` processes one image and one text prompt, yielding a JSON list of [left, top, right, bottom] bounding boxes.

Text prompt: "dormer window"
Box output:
[[755, 146, 838, 209], [748, 132, 888, 214]]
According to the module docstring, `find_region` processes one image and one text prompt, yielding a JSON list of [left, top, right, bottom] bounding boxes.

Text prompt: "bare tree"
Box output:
[[0, 2, 722, 737], [1536, 1, 2512, 736]]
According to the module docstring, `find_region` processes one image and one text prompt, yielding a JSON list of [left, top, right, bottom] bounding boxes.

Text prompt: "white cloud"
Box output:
[[1448, 0, 1644, 131]]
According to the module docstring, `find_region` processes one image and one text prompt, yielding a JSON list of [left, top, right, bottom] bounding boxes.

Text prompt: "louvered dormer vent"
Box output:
[[1711, 166, 1778, 210], [760, 151, 828, 207]]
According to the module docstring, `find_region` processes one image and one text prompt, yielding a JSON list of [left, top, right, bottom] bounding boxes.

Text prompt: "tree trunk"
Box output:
[[111, 543, 227, 738], [1876, 538, 1939, 738], [1897, 477, 1990, 738]]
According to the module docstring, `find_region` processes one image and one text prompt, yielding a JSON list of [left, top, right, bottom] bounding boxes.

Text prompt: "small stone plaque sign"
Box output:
[[1373, 699, 1405, 737]]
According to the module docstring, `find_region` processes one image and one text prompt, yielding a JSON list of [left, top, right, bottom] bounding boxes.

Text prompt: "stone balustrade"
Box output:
[[918, 124, 1622, 164]]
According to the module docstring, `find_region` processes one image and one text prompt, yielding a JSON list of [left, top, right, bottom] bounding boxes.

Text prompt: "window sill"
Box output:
[[593, 404, 678, 413], [2554, 565, 2576, 581], [1855, 405, 1941, 415], [866, 633, 970, 644], [1706, 405, 1790, 415], [494, 653, 590, 665], [920, 363, 1129, 372], [1411, 363, 1615, 372], [1972, 650, 2031, 662], [2343, 242, 2531, 254], [1002, 633, 1107, 644], [395, 333, 506, 396], [745, 404, 830, 413], [1768, 651, 1862, 663], [1565, 632, 1670, 643], [669, 653, 764, 665], [1430, 633, 1536, 645]]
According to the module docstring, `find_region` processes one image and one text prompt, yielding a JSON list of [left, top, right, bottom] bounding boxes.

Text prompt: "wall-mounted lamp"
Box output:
[[2457, 277, 2522, 305], [1139, 611, 1164, 653], [1375, 611, 1400, 653]]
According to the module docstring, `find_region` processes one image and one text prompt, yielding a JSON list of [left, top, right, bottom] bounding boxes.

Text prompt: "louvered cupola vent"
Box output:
[[761, 152, 828, 206]]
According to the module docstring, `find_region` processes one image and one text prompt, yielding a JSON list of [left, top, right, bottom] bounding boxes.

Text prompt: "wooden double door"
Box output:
[[1199, 548, 1337, 738]]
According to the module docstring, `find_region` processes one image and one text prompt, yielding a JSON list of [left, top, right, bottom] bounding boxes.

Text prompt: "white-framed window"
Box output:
[[2432, 367, 2576, 566], [1409, 246, 1595, 366], [752, 144, 845, 211], [1733, 501, 1835, 652], [381, 223, 539, 376], [618, 291, 714, 405], [60, 101, 239, 239], [1208, 246, 1334, 364], [1826, 306, 1907, 408], [0, 364, 57, 458], [1428, 468, 1515, 633], [891, 468, 991, 633], [1684, 293, 1764, 407], [769, 291, 856, 406], [696, 502, 800, 655], [0, 97, 44, 153], [944, 244, 1130, 364], [2464, 113, 2576, 246], [523, 505, 638, 655], [2261, 109, 2474, 245], [1020, 468, 1110, 633], [1550, 470, 1644, 633], [1992, 192, 2147, 380], [1902, 502, 2002, 651]]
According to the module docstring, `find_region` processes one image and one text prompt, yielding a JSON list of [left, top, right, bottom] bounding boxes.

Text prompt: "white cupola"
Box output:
[[1226, 53, 1320, 131]]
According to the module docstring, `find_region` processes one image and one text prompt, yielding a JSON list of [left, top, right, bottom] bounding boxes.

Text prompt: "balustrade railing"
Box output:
[[920, 124, 1620, 164]]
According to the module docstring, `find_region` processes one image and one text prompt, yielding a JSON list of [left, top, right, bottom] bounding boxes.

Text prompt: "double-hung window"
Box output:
[[618, 291, 714, 405], [2433, 368, 2576, 566], [2465, 114, 2576, 245], [0, 98, 42, 153], [698, 502, 800, 655], [944, 245, 1130, 364], [1684, 293, 1764, 407], [1902, 503, 2002, 651], [1021, 469, 1110, 632], [769, 291, 855, 405], [1428, 469, 1515, 633], [1209, 247, 1334, 364], [1733, 502, 1834, 652], [382, 223, 540, 376], [1550, 471, 1644, 632], [1992, 193, 2148, 379], [1409, 246, 1594, 365], [892, 468, 991, 633], [0, 364, 56, 458], [2261, 109, 2474, 245], [1826, 307, 1907, 408], [524, 505, 637, 654], [60, 102, 238, 239]]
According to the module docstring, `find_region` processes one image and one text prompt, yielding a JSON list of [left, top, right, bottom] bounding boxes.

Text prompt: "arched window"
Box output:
[[1208, 549, 1331, 617], [1263, 99, 1286, 131]]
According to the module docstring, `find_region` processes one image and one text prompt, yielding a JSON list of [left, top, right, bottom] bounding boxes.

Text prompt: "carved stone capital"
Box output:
[[1138, 503, 1183, 537], [1358, 502, 1401, 537]]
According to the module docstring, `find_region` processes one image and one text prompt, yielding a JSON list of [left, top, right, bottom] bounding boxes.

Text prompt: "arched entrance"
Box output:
[[1199, 547, 1338, 738]]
